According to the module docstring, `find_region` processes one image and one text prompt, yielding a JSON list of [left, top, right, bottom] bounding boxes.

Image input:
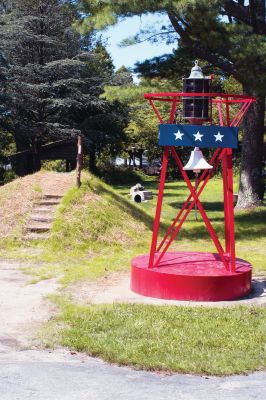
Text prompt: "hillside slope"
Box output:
[[0, 171, 151, 284], [0, 171, 73, 243]]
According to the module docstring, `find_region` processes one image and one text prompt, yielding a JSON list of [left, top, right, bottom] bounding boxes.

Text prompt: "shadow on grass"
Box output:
[[168, 200, 224, 211], [159, 205, 266, 242], [114, 180, 188, 192], [235, 208, 266, 239], [88, 179, 168, 234], [90, 177, 266, 245], [167, 202, 266, 234]]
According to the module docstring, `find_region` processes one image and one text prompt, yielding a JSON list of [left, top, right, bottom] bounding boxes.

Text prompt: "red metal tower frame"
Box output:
[[130, 92, 255, 301]]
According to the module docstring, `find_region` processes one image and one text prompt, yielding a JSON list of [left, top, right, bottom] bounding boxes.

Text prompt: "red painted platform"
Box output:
[[131, 252, 252, 301]]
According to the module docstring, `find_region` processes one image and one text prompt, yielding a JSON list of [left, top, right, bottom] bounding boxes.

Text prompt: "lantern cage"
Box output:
[[182, 78, 211, 120]]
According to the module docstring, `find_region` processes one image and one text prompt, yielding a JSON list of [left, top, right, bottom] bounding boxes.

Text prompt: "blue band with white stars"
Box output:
[[159, 124, 238, 149]]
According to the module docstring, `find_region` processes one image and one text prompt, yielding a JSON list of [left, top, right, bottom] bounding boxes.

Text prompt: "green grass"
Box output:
[[113, 175, 266, 274], [1, 171, 265, 376], [48, 300, 266, 376], [5, 172, 265, 284], [19, 174, 151, 284]]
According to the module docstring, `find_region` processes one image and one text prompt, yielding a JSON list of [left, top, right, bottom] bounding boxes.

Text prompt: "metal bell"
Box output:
[[183, 147, 213, 173]]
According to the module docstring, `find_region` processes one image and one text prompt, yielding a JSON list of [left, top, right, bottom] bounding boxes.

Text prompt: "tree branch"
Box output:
[[167, 9, 236, 76], [223, 0, 266, 34], [134, 30, 177, 44]]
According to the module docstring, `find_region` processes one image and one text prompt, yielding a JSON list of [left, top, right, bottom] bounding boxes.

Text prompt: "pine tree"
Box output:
[[0, 0, 127, 173]]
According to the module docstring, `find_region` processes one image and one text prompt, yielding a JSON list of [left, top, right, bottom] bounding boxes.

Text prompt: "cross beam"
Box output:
[[146, 94, 255, 273], [148, 146, 230, 271]]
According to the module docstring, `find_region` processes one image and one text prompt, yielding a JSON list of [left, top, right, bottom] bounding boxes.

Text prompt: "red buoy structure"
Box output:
[[130, 61, 255, 301]]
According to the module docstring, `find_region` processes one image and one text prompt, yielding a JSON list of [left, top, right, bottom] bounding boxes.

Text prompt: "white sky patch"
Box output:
[[98, 13, 176, 70]]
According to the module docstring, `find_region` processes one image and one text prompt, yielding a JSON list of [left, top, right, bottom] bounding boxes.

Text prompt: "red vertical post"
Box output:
[[222, 152, 230, 253], [225, 95, 231, 126], [218, 99, 230, 254], [226, 148, 236, 272], [148, 147, 169, 268], [168, 97, 177, 123], [225, 98, 235, 271]]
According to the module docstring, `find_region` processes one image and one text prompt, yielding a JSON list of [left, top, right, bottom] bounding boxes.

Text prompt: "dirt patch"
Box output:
[[68, 271, 266, 308], [66, 271, 129, 304]]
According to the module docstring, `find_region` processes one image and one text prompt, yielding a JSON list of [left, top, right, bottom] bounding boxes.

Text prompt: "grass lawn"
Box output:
[[48, 300, 266, 376], [113, 173, 266, 274], [1, 171, 265, 375], [2, 171, 265, 280], [33, 171, 265, 376]]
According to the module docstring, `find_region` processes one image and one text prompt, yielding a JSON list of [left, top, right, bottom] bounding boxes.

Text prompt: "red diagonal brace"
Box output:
[[148, 99, 164, 123], [168, 97, 177, 123], [157, 148, 222, 253], [153, 148, 229, 270]]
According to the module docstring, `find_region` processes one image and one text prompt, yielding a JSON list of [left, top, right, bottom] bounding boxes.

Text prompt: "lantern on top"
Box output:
[[182, 60, 211, 124], [183, 62, 213, 175]]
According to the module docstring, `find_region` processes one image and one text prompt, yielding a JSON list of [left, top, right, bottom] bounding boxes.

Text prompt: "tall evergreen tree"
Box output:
[[0, 0, 127, 173], [78, 0, 266, 208], [0, 0, 81, 169]]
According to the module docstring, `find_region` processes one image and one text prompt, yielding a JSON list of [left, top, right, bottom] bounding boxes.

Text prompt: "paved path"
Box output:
[[0, 260, 59, 351], [0, 350, 265, 400]]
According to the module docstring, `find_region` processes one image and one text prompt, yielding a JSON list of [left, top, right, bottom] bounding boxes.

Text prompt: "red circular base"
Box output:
[[131, 252, 252, 302]]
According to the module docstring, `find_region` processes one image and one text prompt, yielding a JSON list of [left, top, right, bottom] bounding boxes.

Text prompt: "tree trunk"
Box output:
[[89, 148, 97, 173], [76, 135, 83, 188], [31, 139, 41, 172], [236, 91, 265, 208]]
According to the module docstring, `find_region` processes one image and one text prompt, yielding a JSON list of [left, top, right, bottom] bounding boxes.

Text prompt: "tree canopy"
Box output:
[[0, 0, 127, 173], [78, 0, 266, 91], [78, 0, 266, 208]]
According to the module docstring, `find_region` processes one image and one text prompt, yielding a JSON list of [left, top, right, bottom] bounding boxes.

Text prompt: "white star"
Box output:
[[193, 131, 203, 141], [214, 132, 224, 142], [174, 129, 184, 140]]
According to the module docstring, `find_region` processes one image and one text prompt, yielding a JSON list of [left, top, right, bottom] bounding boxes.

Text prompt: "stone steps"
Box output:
[[34, 207, 55, 213], [23, 193, 63, 241], [43, 194, 63, 199], [26, 224, 52, 233], [30, 215, 54, 223], [38, 200, 61, 206]]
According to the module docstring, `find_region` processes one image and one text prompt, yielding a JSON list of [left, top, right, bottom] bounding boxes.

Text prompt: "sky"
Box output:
[[99, 13, 176, 71]]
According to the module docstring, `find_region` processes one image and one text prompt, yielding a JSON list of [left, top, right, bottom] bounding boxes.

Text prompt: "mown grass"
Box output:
[[113, 174, 266, 274], [47, 299, 266, 376]]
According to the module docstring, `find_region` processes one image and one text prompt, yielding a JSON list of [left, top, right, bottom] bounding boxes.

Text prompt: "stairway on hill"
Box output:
[[24, 194, 63, 240]]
